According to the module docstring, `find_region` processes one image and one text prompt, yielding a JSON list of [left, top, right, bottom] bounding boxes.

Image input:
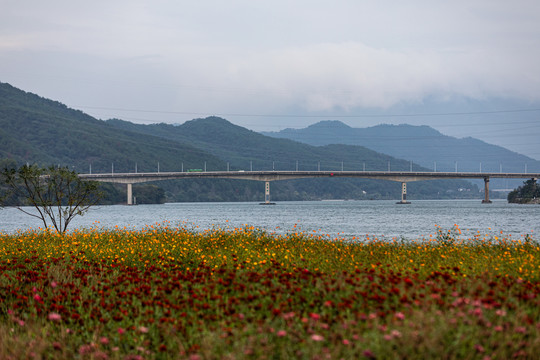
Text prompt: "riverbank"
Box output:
[[1, 226, 539, 359]]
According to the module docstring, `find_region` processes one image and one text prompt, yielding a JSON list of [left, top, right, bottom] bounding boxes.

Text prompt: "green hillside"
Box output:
[[106, 117, 481, 201], [1, 82, 480, 202], [0, 82, 222, 174]]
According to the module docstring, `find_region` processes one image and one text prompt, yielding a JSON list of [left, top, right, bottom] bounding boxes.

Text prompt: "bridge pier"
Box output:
[[397, 182, 411, 204], [127, 183, 134, 205], [482, 177, 492, 204], [260, 181, 276, 205]]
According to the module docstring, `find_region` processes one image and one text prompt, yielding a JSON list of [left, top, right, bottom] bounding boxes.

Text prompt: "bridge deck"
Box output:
[[79, 171, 539, 205], [80, 170, 540, 184]]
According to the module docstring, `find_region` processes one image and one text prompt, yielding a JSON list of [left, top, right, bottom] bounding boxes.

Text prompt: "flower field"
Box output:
[[1, 224, 539, 359]]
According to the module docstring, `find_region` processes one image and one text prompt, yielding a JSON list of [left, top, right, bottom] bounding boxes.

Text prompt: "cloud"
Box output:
[[160, 41, 540, 114], [1, 0, 540, 115]]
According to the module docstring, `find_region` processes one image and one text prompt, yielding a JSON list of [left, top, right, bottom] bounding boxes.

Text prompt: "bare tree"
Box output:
[[1, 164, 102, 233]]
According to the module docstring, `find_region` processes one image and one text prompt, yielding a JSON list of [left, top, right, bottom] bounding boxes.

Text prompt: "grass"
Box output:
[[0, 223, 539, 359]]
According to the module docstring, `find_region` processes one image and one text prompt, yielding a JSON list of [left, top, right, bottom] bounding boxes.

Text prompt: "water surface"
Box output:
[[1, 200, 538, 240]]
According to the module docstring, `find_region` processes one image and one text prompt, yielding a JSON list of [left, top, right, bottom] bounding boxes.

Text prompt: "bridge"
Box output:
[[79, 170, 540, 205]]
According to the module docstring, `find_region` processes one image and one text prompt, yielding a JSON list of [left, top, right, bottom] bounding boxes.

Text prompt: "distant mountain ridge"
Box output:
[[262, 121, 540, 187]]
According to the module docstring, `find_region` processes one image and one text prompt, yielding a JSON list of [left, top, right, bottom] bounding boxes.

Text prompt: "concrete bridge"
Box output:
[[79, 170, 540, 205]]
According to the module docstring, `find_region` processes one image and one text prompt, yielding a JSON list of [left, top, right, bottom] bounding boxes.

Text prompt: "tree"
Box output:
[[0, 164, 102, 233], [507, 179, 540, 204]]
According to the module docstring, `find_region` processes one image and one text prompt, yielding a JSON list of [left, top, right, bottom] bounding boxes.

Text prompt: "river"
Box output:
[[1, 200, 538, 241]]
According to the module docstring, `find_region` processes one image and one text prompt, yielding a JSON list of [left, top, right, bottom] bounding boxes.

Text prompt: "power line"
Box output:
[[76, 105, 540, 119]]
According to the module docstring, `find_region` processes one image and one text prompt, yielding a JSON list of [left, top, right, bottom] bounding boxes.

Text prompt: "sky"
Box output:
[[1, 0, 540, 159]]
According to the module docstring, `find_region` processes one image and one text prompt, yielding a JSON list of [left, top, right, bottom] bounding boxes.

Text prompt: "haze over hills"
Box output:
[[0, 81, 482, 202], [262, 121, 540, 189]]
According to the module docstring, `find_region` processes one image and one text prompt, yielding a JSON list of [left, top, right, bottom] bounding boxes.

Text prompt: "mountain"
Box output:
[[106, 117, 482, 200], [1, 81, 479, 202], [0, 82, 223, 174], [262, 121, 540, 188]]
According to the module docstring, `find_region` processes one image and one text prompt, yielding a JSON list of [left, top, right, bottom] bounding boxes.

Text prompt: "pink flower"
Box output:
[[138, 326, 149, 333], [394, 312, 405, 320], [277, 330, 287, 337], [51, 281, 58, 289], [282, 312, 295, 320], [33, 294, 42, 302], [117, 327, 125, 335], [342, 339, 350, 345], [515, 326, 527, 334], [48, 312, 62, 322], [390, 330, 402, 338], [99, 337, 109, 345], [311, 334, 324, 342], [309, 313, 321, 321], [363, 349, 375, 359]]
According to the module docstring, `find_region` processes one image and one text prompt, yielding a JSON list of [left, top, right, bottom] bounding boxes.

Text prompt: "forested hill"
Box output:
[[1, 81, 480, 202], [262, 121, 540, 174], [0, 82, 223, 173], [106, 116, 481, 200], [107, 116, 402, 172]]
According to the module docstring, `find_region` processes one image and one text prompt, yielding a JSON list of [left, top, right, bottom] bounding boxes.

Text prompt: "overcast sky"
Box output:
[[1, 0, 540, 159]]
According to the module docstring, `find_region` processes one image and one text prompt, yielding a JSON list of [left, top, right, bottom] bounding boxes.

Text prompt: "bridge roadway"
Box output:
[[79, 170, 540, 205]]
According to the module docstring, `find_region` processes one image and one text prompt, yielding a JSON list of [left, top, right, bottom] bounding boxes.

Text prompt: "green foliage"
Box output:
[[0, 82, 224, 174], [508, 179, 540, 203], [0, 164, 102, 233]]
